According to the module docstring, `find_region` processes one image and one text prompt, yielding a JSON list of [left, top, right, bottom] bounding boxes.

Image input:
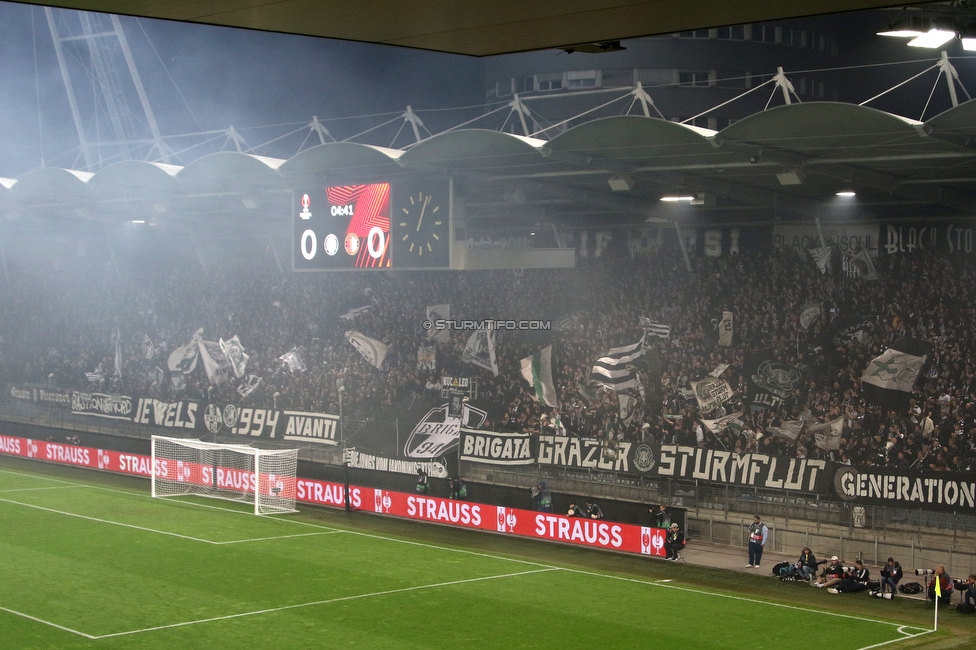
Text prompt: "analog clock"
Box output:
[[392, 183, 449, 268]]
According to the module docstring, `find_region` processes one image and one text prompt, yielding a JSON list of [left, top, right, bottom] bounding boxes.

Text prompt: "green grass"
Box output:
[[0, 456, 958, 649]]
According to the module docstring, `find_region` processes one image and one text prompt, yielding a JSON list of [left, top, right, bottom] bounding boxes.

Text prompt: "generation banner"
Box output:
[[832, 465, 976, 511]]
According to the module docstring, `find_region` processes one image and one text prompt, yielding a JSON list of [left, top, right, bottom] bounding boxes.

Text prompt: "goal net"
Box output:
[[151, 435, 298, 515]]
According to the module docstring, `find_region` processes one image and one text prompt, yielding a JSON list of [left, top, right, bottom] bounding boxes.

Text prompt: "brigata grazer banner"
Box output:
[[0, 433, 667, 558]]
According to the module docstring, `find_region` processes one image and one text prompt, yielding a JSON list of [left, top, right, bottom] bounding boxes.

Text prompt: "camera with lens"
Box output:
[[915, 568, 935, 576]]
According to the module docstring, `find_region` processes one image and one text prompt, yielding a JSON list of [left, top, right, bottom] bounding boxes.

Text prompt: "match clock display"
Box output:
[[293, 178, 451, 271], [390, 181, 450, 269]]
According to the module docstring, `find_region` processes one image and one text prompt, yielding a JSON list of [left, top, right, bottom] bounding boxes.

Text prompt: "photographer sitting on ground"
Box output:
[[795, 547, 823, 582], [827, 560, 870, 594], [813, 556, 846, 588], [878, 557, 903, 596], [926, 565, 953, 604]]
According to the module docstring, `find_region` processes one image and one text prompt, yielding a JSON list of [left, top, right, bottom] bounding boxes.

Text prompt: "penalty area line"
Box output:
[[92, 567, 560, 639]]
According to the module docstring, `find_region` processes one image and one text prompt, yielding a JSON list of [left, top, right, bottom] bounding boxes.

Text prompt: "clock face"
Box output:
[[391, 182, 450, 268]]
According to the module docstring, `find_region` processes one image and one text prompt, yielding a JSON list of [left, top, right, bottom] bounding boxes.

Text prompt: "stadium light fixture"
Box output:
[[607, 175, 634, 191], [660, 195, 695, 202], [907, 29, 956, 48], [877, 16, 929, 38], [835, 190, 856, 198], [131, 219, 146, 224], [964, 38, 976, 51]]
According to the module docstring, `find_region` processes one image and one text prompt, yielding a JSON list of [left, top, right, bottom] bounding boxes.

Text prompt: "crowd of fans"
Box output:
[[2, 235, 975, 473]]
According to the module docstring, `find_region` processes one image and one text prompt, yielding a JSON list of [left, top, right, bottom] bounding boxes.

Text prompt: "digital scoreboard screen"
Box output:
[[293, 180, 450, 271]]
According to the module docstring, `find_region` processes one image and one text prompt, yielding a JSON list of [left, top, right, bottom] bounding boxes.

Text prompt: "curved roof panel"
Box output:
[[11, 168, 93, 198], [401, 129, 549, 173], [279, 142, 403, 176], [717, 102, 932, 157], [546, 116, 735, 169], [89, 160, 182, 191], [924, 99, 976, 137], [177, 152, 284, 185]]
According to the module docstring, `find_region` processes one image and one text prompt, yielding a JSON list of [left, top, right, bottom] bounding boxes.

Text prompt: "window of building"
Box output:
[[535, 73, 563, 92], [716, 25, 746, 40], [566, 70, 600, 89], [677, 70, 714, 87]]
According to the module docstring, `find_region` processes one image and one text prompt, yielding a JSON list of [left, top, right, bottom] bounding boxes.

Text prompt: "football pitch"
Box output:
[[0, 459, 945, 649]]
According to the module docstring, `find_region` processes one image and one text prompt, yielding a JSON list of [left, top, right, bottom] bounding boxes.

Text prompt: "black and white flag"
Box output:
[[219, 335, 249, 378], [809, 416, 845, 451], [799, 303, 823, 331], [462, 329, 498, 376], [197, 339, 233, 386], [237, 374, 263, 398], [279, 347, 307, 373], [426, 304, 451, 343], [766, 420, 804, 442], [809, 246, 832, 275], [843, 250, 879, 281], [861, 339, 928, 410], [589, 333, 645, 391], [346, 331, 388, 370], [639, 317, 671, 339], [141, 335, 156, 360]]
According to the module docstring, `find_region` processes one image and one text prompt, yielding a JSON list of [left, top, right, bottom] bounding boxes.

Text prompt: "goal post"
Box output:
[[151, 435, 298, 515]]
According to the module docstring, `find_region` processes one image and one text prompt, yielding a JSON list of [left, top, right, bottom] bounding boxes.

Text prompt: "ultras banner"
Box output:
[[459, 429, 534, 465], [0, 433, 668, 557], [832, 465, 976, 511], [536, 437, 832, 494], [61, 392, 340, 445], [9, 385, 72, 409]]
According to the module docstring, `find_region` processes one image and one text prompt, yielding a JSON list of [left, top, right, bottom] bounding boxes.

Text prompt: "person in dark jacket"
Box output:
[[828, 560, 870, 593], [879, 557, 903, 595], [585, 500, 604, 519], [664, 523, 685, 561], [795, 547, 822, 581], [415, 467, 428, 494]]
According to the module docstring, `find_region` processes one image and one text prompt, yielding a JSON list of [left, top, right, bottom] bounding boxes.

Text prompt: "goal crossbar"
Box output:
[[151, 435, 298, 515]]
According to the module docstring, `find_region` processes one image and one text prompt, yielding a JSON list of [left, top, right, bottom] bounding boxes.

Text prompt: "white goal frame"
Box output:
[[151, 435, 298, 515]]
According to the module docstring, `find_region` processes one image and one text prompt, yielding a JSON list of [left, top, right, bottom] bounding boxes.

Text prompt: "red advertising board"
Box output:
[[0, 434, 667, 558]]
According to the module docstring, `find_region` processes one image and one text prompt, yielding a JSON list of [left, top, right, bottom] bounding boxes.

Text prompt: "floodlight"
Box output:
[[835, 190, 856, 198], [907, 29, 956, 48], [963, 38, 976, 51], [660, 195, 695, 202]]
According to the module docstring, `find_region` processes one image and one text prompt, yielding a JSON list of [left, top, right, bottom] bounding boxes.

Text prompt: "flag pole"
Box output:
[[934, 574, 940, 631]]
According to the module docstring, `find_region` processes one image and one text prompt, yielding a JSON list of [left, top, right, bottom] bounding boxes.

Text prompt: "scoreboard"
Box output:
[[293, 179, 451, 271]]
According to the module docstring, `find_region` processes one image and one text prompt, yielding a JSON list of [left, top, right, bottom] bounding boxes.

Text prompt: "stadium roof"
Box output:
[[2, 101, 975, 234], [22, 0, 907, 57]]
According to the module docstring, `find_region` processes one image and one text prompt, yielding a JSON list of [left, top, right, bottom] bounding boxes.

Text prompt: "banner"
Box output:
[[460, 429, 534, 465], [690, 377, 733, 413], [773, 223, 877, 257], [280, 410, 339, 445], [799, 304, 822, 331], [167, 339, 199, 375], [520, 345, 557, 407], [404, 401, 489, 459], [861, 339, 928, 410], [809, 416, 844, 451], [589, 334, 645, 391], [417, 345, 436, 371], [881, 222, 976, 256], [346, 331, 389, 370], [218, 335, 249, 378], [426, 304, 451, 343], [71, 391, 134, 420], [344, 450, 448, 477], [9, 431, 976, 514], [717, 311, 733, 347], [809, 246, 832, 274], [747, 359, 802, 410], [8, 385, 72, 409], [197, 339, 233, 386], [538, 436, 634, 473], [833, 465, 976, 511], [461, 329, 498, 376], [279, 347, 307, 373]]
